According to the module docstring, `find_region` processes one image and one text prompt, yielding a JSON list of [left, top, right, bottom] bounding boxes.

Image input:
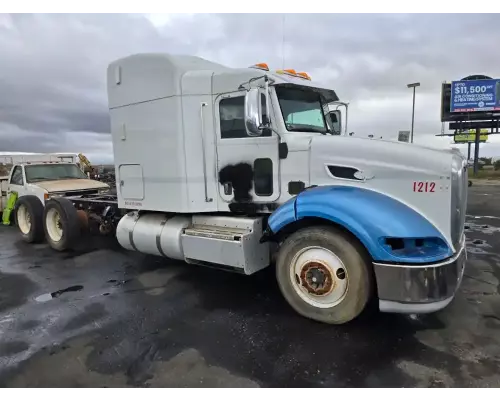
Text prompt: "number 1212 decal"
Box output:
[[413, 182, 436, 192]]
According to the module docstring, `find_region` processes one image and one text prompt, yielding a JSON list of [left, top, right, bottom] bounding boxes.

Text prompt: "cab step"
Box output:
[[181, 215, 270, 275], [183, 225, 247, 241]]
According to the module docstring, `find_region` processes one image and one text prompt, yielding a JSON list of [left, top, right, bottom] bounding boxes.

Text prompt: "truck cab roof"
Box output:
[[107, 53, 340, 109]]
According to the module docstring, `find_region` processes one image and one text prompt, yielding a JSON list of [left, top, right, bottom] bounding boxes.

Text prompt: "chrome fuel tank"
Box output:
[[116, 212, 191, 260]]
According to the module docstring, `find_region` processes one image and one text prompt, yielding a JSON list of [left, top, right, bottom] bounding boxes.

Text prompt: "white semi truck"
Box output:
[[8, 53, 468, 324]]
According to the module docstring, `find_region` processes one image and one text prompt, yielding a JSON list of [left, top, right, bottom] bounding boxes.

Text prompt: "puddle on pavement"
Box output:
[[107, 279, 130, 287], [467, 215, 500, 220], [35, 285, 84, 303], [464, 219, 495, 254], [464, 222, 500, 235], [466, 237, 493, 254]]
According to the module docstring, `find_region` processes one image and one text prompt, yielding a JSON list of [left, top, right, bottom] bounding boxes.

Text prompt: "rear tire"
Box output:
[[43, 197, 80, 251], [276, 225, 373, 324], [14, 195, 44, 243]]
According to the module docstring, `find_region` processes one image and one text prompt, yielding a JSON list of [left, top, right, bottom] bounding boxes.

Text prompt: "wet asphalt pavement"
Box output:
[[1, 186, 500, 387]]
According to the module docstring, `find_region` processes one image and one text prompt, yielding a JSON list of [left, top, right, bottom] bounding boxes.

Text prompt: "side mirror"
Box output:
[[244, 88, 263, 137], [328, 110, 342, 135]]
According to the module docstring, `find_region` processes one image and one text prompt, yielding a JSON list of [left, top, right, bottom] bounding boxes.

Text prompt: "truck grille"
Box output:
[[57, 189, 99, 197], [450, 155, 468, 250]]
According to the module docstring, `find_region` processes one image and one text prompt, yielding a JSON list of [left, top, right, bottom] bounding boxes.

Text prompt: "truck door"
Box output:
[[7, 165, 27, 198], [215, 91, 280, 209]]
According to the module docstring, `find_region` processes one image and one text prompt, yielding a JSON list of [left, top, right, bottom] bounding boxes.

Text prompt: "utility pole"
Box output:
[[407, 82, 421, 143], [474, 127, 480, 176]]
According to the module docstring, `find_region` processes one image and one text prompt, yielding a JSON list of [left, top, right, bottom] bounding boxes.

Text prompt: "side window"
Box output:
[[10, 166, 24, 185], [220, 96, 246, 139], [219, 94, 271, 139]]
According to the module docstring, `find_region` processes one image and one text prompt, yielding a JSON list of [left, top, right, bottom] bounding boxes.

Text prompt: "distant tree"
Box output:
[[480, 157, 492, 166], [494, 160, 500, 171]]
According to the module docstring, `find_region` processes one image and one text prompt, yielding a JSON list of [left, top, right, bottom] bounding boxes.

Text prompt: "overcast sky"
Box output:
[[1, 13, 499, 163]]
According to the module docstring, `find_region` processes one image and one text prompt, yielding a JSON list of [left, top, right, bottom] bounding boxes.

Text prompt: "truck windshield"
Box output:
[[275, 86, 328, 134], [25, 164, 88, 183]]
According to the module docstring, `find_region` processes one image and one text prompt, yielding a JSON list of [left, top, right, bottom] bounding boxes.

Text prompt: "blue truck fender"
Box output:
[[266, 186, 452, 264]]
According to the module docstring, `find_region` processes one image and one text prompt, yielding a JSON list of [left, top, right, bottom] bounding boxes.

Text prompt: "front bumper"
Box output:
[[374, 236, 467, 314]]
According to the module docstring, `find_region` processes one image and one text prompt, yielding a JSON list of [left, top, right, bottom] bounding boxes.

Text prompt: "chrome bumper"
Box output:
[[374, 237, 467, 314]]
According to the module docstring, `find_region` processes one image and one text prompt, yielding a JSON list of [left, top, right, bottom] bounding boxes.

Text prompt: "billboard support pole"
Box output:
[[468, 142, 471, 160], [410, 86, 416, 143], [474, 127, 480, 176]]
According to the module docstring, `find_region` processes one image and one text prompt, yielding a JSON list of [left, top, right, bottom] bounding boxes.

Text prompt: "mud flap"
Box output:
[[2, 192, 18, 225]]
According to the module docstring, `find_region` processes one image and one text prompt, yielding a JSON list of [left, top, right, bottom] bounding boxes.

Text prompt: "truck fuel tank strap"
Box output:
[[156, 217, 171, 257], [128, 213, 141, 252]]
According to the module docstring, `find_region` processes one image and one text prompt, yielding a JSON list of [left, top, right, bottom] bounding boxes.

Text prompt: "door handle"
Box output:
[[223, 182, 233, 196]]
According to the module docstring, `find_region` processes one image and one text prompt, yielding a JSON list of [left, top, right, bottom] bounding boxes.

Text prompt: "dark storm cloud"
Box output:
[[0, 126, 57, 153], [1, 13, 499, 160], [0, 14, 162, 139]]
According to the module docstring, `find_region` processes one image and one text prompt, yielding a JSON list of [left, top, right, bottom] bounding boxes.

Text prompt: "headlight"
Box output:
[[46, 192, 62, 200], [99, 188, 110, 194]]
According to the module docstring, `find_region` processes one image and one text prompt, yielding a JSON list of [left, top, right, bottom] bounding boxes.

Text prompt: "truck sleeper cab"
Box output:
[[18, 53, 467, 325]]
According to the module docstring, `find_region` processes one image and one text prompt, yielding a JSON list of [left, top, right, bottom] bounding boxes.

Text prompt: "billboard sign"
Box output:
[[398, 130, 410, 143], [450, 79, 500, 113], [454, 128, 489, 143]]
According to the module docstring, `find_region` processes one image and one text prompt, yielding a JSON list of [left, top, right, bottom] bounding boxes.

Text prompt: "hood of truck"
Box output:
[[303, 134, 466, 250], [34, 179, 110, 193], [309, 135, 457, 177]]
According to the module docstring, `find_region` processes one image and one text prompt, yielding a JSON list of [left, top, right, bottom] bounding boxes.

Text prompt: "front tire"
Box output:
[[43, 197, 80, 251], [14, 195, 44, 243], [276, 226, 373, 324]]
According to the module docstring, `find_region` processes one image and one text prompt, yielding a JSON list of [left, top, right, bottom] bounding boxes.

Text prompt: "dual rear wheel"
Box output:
[[15, 195, 80, 251]]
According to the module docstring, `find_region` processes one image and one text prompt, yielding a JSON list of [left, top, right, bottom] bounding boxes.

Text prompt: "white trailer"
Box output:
[[9, 54, 468, 324]]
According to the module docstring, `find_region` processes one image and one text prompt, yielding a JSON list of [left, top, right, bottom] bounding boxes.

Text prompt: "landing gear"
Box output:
[[276, 226, 373, 324]]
